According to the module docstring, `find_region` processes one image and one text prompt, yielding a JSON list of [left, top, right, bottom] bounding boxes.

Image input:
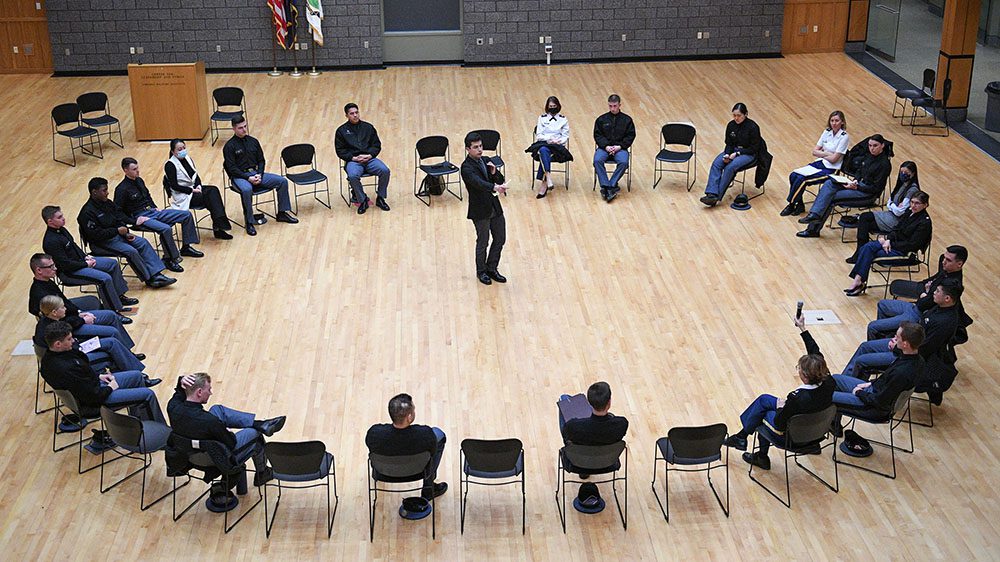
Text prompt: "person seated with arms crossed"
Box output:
[[724, 315, 834, 470], [334, 102, 392, 214], [167, 372, 287, 487], [869, 245, 967, 337], [42, 205, 138, 314], [842, 190, 931, 297], [593, 94, 636, 202], [41, 321, 164, 423], [781, 110, 850, 216], [115, 157, 203, 272], [222, 115, 299, 236], [78, 177, 176, 288], [28, 253, 137, 347], [365, 393, 448, 500], [796, 134, 892, 238], [701, 102, 762, 207], [842, 282, 961, 379], [34, 295, 145, 373], [846, 161, 921, 262], [164, 139, 233, 240], [529, 95, 573, 198]]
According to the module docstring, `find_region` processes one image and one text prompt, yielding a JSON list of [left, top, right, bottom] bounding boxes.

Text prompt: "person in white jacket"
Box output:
[[163, 139, 233, 240], [532, 96, 572, 198]]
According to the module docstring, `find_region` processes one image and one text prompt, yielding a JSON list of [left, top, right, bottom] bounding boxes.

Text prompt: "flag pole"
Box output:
[[268, 36, 282, 76], [308, 27, 321, 76], [290, 45, 303, 77]]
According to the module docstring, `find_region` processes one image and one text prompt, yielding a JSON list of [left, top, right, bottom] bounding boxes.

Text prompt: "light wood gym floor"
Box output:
[[0, 53, 998, 560]]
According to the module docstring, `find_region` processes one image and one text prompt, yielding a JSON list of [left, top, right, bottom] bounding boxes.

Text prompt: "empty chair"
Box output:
[[470, 129, 504, 170], [835, 389, 915, 479], [653, 123, 697, 191], [893, 68, 935, 120], [413, 135, 461, 207], [459, 438, 525, 534], [368, 451, 435, 541], [262, 441, 338, 538], [910, 78, 952, 137], [51, 103, 102, 167], [555, 441, 628, 532], [280, 144, 331, 213], [99, 406, 180, 510], [210, 87, 247, 146], [651, 423, 729, 522], [77, 92, 124, 149]]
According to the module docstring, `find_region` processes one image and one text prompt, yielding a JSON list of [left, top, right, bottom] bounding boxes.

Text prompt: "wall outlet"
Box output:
[[300, 42, 308, 50], [488, 37, 493, 45], [129, 46, 135, 54], [539, 36, 544, 44], [24, 43, 34, 55], [813, 25, 818, 32], [476, 37, 483, 45], [216, 44, 222, 52], [621, 33, 627, 41], [697, 32, 702, 39], [136, 46, 143, 54], [545, 35, 551, 43], [364, 40, 369, 48], [36, 2, 41, 10], [12, 46, 18, 54], [800, 26, 808, 34], [704, 31, 710, 38], [64, 48, 70, 56], [765, 30, 770, 37]]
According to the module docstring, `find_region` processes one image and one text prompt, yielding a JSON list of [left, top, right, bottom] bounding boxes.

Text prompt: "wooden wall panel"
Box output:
[[0, 0, 50, 73], [0, 25, 13, 69], [782, 0, 850, 54], [847, 0, 869, 42]]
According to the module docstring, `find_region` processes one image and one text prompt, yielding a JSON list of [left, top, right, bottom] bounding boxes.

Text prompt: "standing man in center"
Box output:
[[334, 103, 391, 215], [593, 94, 636, 202], [461, 131, 508, 286]]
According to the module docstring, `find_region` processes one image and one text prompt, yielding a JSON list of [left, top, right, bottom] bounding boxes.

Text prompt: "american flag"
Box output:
[[268, 0, 298, 50]]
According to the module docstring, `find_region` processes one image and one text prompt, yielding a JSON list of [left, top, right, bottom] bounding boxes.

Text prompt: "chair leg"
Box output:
[[747, 432, 792, 508], [368, 472, 376, 542], [650, 443, 669, 521], [35, 371, 55, 415], [554, 456, 566, 533], [223, 470, 263, 534]]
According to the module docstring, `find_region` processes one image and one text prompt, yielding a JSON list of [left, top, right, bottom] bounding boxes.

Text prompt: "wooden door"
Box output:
[[0, 0, 52, 74]]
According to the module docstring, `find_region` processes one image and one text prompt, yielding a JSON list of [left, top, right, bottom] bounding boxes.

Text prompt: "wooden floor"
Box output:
[[1, 53, 999, 560]]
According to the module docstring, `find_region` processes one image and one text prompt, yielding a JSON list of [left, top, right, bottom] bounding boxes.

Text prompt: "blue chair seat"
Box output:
[[273, 452, 333, 482], [464, 451, 523, 479], [287, 169, 328, 185], [895, 88, 923, 99], [58, 125, 99, 139], [228, 183, 275, 196], [655, 437, 722, 465], [875, 255, 920, 267], [83, 115, 119, 127], [117, 420, 171, 454], [419, 162, 458, 176], [656, 148, 694, 163], [211, 109, 244, 121]]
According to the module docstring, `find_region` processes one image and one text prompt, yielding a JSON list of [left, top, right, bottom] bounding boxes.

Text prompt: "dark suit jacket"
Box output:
[[461, 156, 504, 221], [43, 227, 89, 274]]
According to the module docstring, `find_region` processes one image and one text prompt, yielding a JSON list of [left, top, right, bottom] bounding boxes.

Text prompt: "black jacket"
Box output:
[[524, 140, 574, 163], [78, 197, 132, 244], [40, 348, 109, 414], [856, 352, 924, 414], [593, 111, 636, 149], [223, 134, 266, 180], [723, 118, 762, 156], [365, 424, 438, 457], [334, 120, 382, 161], [770, 331, 835, 432], [461, 156, 504, 221], [920, 305, 960, 360], [916, 258, 963, 312], [166, 377, 238, 450], [886, 209, 932, 255], [42, 227, 89, 274], [28, 278, 81, 318], [34, 315, 84, 346], [754, 137, 772, 188], [842, 135, 893, 196], [114, 176, 158, 218], [562, 413, 629, 446]]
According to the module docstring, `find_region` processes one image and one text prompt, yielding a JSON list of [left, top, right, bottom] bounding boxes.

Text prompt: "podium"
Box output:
[[127, 62, 209, 141]]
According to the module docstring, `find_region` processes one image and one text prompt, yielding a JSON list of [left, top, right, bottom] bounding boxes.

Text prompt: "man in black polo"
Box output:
[[222, 116, 298, 236], [334, 102, 391, 214], [365, 393, 448, 500], [593, 94, 636, 202]]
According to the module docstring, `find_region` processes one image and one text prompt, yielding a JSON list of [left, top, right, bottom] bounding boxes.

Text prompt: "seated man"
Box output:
[[797, 134, 892, 238], [40, 321, 164, 423], [28, 253, 136, 348], [78, 177, 177, 288], [832, 322, 925, 426], [843, 283, 961, 379], [592, 94, 635, 202], [222, 115, 299, 236], [871, 244, 967, 338], [335, 102, 391, 214], [42, 205, 137, 314], [365, 393, 448, 500], [35, 295, 145, 373], [115, 157, 203, 271], [724, 316, 835, 470], [167, 373, 286, 487], [558, 381, 628, 503]]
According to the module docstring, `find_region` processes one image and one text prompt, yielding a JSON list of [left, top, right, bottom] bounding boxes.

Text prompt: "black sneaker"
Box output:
[[253, 467, 274, 487], [421, 482, 448, 500], [699, 195, 718, 207], [742, 452, 771, 470], [723, 435, 747, 451]]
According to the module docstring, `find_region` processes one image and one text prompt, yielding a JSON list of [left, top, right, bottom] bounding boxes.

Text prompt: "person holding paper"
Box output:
[[781, 110, 849, 217]]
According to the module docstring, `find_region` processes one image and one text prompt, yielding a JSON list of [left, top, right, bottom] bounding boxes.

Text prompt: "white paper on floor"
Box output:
[[11, 340, 35, 356], [802, 310, 841, 325]]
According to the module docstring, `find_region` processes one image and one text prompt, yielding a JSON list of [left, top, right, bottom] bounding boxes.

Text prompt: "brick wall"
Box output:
[[46, 0, 382, 74]]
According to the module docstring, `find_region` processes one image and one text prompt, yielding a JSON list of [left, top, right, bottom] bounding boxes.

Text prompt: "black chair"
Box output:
[[413, 135, 462, 207], [828, 181, 890, 234], [835, 389, 915, 479], [747, 405, 839, 508], [870, 240, 932, 298], [222, 164, 278, 229], [170, 437, 262, 533], [262, 441, 338, 538], [911, 78, 952, 137], [472, 129, 504, 170], [592, 152, 633, 192], [651, 424, 729, 522], [368, 451, 435, 541], [728, 158, 764, 203], [281, 144, 332, 213], [653, 123, 697, 191], [99, 406, 183, 510], [555, 441, 628, 532], [77, 92, 124, 149], [528, 126, 571, 190], [459, 438, 525, 535], [160, 175, 214, 234], [210, 87, 247, 145], [51, 389, 116, 475], [893, 68, 935, 121], [51, 103, 102, 167], [33, 343, 55, 415]]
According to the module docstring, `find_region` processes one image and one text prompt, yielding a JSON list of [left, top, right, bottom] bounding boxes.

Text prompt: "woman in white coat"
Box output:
[[530, 96, 573, 198], [164, 139, 232, 239]]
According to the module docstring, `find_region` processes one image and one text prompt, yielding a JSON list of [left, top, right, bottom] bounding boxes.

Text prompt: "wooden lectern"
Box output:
[[127, 62, 209, 141]]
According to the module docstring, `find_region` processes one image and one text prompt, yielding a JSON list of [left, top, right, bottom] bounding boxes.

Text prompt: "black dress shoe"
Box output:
[[146, 274, 176, 288], [252, 416, 287, 437], [487, 270, 507, 283], [165, 260, 184, 273], [120, 296, 139, 306], [357, 198, 370, 215], [133, 353, 146, 361], [779, 203, 796, 216], [478, 272, 492, 285], [798, 213, 821, 224], [606, 190, 618, 202], [118, 315, 133, 325], [246, 224, 257, 236], [214, 229, 233, 240], [845, 255, 858, 264], [253, 467, 274, 487], [599, 188, 609, 201], [796, 228, 820, 238], [276, 211, 299, 224], [180, 245, 204, 258], [143, 377, 161, 388], [845, 283, 867, 297], [421, 482, 448, 500], [375, 196, 391, 211], [699, 195, 718, 207], [742, 452, 771, 470], [723, 435, 747, 451]]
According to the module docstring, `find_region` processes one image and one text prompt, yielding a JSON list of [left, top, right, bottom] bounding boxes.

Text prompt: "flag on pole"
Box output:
[[267, 0, 298, 50], [306, 0, 324, 46]]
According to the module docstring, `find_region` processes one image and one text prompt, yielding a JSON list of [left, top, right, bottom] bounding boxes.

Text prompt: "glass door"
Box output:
[[866, 0, 903, 61]]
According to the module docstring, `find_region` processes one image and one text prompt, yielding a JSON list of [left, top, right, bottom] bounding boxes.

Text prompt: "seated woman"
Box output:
[[164, 139, 233, 240], [34, 295, 146, 373], [723, 316, 834, 470], [781, 110, 849, 216], [526, 96, 573, 198], [847, 161, 920, 263], [700, 103, 761, 207], [844, 191, 931, 296]]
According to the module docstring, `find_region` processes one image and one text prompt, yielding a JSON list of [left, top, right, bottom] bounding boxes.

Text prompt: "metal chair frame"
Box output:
[[835, 390, 915, 479], [367, 452, 435, 541], [910, 78, 952, 137], [653, 123, 697, 191], [50, 390, 126, 475], [554, 441, 628, 532], [592, 151, 633, 192], [281, 143, 332, 214], [77, 92, 124, 149], [893, 68, 935, 120], [413, 135, 462, 207], [222, 165, 278, 229], [529, 126, 571, 191], [869, 241, 932, 298], [51, 103, 103, 167], [651, 425, 729, 522], [262, 441, 339, 539], [209, 87, 247, 146], [459, 438, 526, 535], [171, 455, 262, 534]]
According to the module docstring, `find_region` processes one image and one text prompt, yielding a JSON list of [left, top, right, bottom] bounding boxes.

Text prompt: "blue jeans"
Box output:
[[232, 173, 292, 225], [135, 208, 199, 261], [75, 309, 134, 349], [594, 148, 629, 189], [868, 300, 920, 340], [807, 179, 874, 218], [738, 394, 784, 456], [849, 240, 902, 283], [81, 334, 143, 372], [705, 152, 755, 198], [787, 161, 837, 203], [208, 404, 267, 473], [62, 256, 128, 312], [345, 158, 390, 201], [536, 146, 553, 180], [842, 338, 894, 378], [91, 235, 165, 282], [424, 427, 447, 494], [102, 370, 164, 423]]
